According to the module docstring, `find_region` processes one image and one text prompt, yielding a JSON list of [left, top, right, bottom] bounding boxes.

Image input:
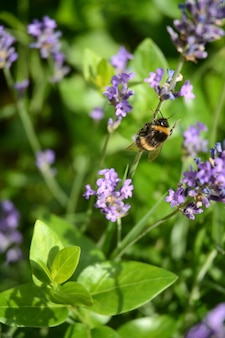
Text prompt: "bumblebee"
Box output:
[[127, 117, 177, 162]]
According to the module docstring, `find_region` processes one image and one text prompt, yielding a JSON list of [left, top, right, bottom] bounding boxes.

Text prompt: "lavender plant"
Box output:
[[0, 0, 225, 337]]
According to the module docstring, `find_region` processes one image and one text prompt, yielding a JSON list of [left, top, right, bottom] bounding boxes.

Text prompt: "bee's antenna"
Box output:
[[167, 112, 176, 120]]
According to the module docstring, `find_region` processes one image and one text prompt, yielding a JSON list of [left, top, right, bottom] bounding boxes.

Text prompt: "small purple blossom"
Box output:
[[14, 79, 29, 98], [167, 0, 225, 62], [185, 303, 225, 338], [89, 107, 104, 121], [35, 149, 56, 175], [183, 122, 208, 157], [83, 168, 134, 222], [179, 80, 195, 102], [50, 52, 70, 83], [144, 68, 164, 88], [165, 141, 225, 220], [104, 72, 135, 132], [144, 68, 194, 103], [0, 26, 18, 69], [0, 200, 23, 264], [27, 16, 70, 82], [110, 46, 133, 73], [28, 16, 61, 58]]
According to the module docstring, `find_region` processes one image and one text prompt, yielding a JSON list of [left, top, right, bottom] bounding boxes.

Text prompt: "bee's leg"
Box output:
[[170, 119, 181, 135]]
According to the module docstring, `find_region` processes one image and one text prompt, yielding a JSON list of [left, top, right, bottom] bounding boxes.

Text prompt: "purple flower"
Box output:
[[179, 80, 195, 102], [167, 0, 225, 62], [35, 149, 56, 175], [83, 168, 134, 222], [14, 79, 29, 98], [165, 141, 225, 219], [110, 46, 133, 73], [89, 107, 104, 121], [144, 68, 194, 103], [27, 17, 70, 82], [104, 72, 135, 132], [0, 200, 23, 264], [50, 52, 70, 83], [183, 122, 208, 157], [186, 303, 225, 338], [28, 16, 61, 58], [144, 68, 164, 88], [0, 26, 18, 69]]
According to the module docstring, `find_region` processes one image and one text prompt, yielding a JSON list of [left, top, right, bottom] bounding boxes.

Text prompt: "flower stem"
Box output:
[[210, 73, 225, 145], [4, 68, 69, 207], [110, 194, 179, 260], [153, 55, 185, 120], [128, 151, 143, 178]]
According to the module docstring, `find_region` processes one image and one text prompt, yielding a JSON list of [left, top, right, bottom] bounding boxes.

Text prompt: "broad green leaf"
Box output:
[[65, 323, 89, 338], [131, 38, 168, 81], [91, 326, 121, 338], [30, 220, 64, 286], [96, 58, 114, 91], [64, 324, 120, 338], [30, 259, 53, 286], [118, 316, 177, 338], [78, 261, 178, 315], [0, 283, 68, 327], [50, 246, 81, 284], [83, 48, 114, 90], [49, 281, 93, 307], [83, 48, 102, 86], [42, 214, 105, 275]]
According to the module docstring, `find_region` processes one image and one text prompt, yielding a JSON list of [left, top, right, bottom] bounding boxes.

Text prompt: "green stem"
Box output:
[[117, 217, 122, 248], [128, 151, 143, 178], [4, 68, 69, 207], [110, 194, 179, 260], [210, 74, 225, 145], [189, 249, 218, 304], [153, 55, 185, 120]]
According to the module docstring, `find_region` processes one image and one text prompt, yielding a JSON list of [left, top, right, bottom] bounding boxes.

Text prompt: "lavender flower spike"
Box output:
[[104, 72, 135, 132], [110, 46, 133, 73], [185, 303, 225, 338], [0, 200, 23, 264], [167, 0, 225, 62], [0, 26, 18, 69], [183, 122, 208, 157], [35, 149, 56, 175], [165, 140, 225, 220], [83, 168, 134, 222]]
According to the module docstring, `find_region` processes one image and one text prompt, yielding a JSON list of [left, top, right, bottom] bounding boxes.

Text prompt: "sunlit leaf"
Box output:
[[50, 246, 81, 284], [0, 283, 68, 327], [78, 261, 178, 315]]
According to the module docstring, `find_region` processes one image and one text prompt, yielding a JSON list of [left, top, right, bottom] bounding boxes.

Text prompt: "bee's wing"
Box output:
[[148, 144, 163, 162], [126, 142, 140, 152]]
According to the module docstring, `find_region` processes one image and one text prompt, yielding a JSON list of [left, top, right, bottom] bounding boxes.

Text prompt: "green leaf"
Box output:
[[91, 326, 121, 338], [78, 261, 178, 315], [30, 259, 53, 286], [0, 283, 68, 327], [42, 214, 105, 275], [64, 324, 120, 338], [96, 58, 114, 91], [83, 48, 114, 90], [118, 316, 177, 338], [30, 220, 64, 286], [49, 281, 93, 307], [50, 246, 81, 284]]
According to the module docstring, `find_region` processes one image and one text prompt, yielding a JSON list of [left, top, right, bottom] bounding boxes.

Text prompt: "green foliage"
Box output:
[[0, 217, 177, 329], [78, 261, 178, 315]]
